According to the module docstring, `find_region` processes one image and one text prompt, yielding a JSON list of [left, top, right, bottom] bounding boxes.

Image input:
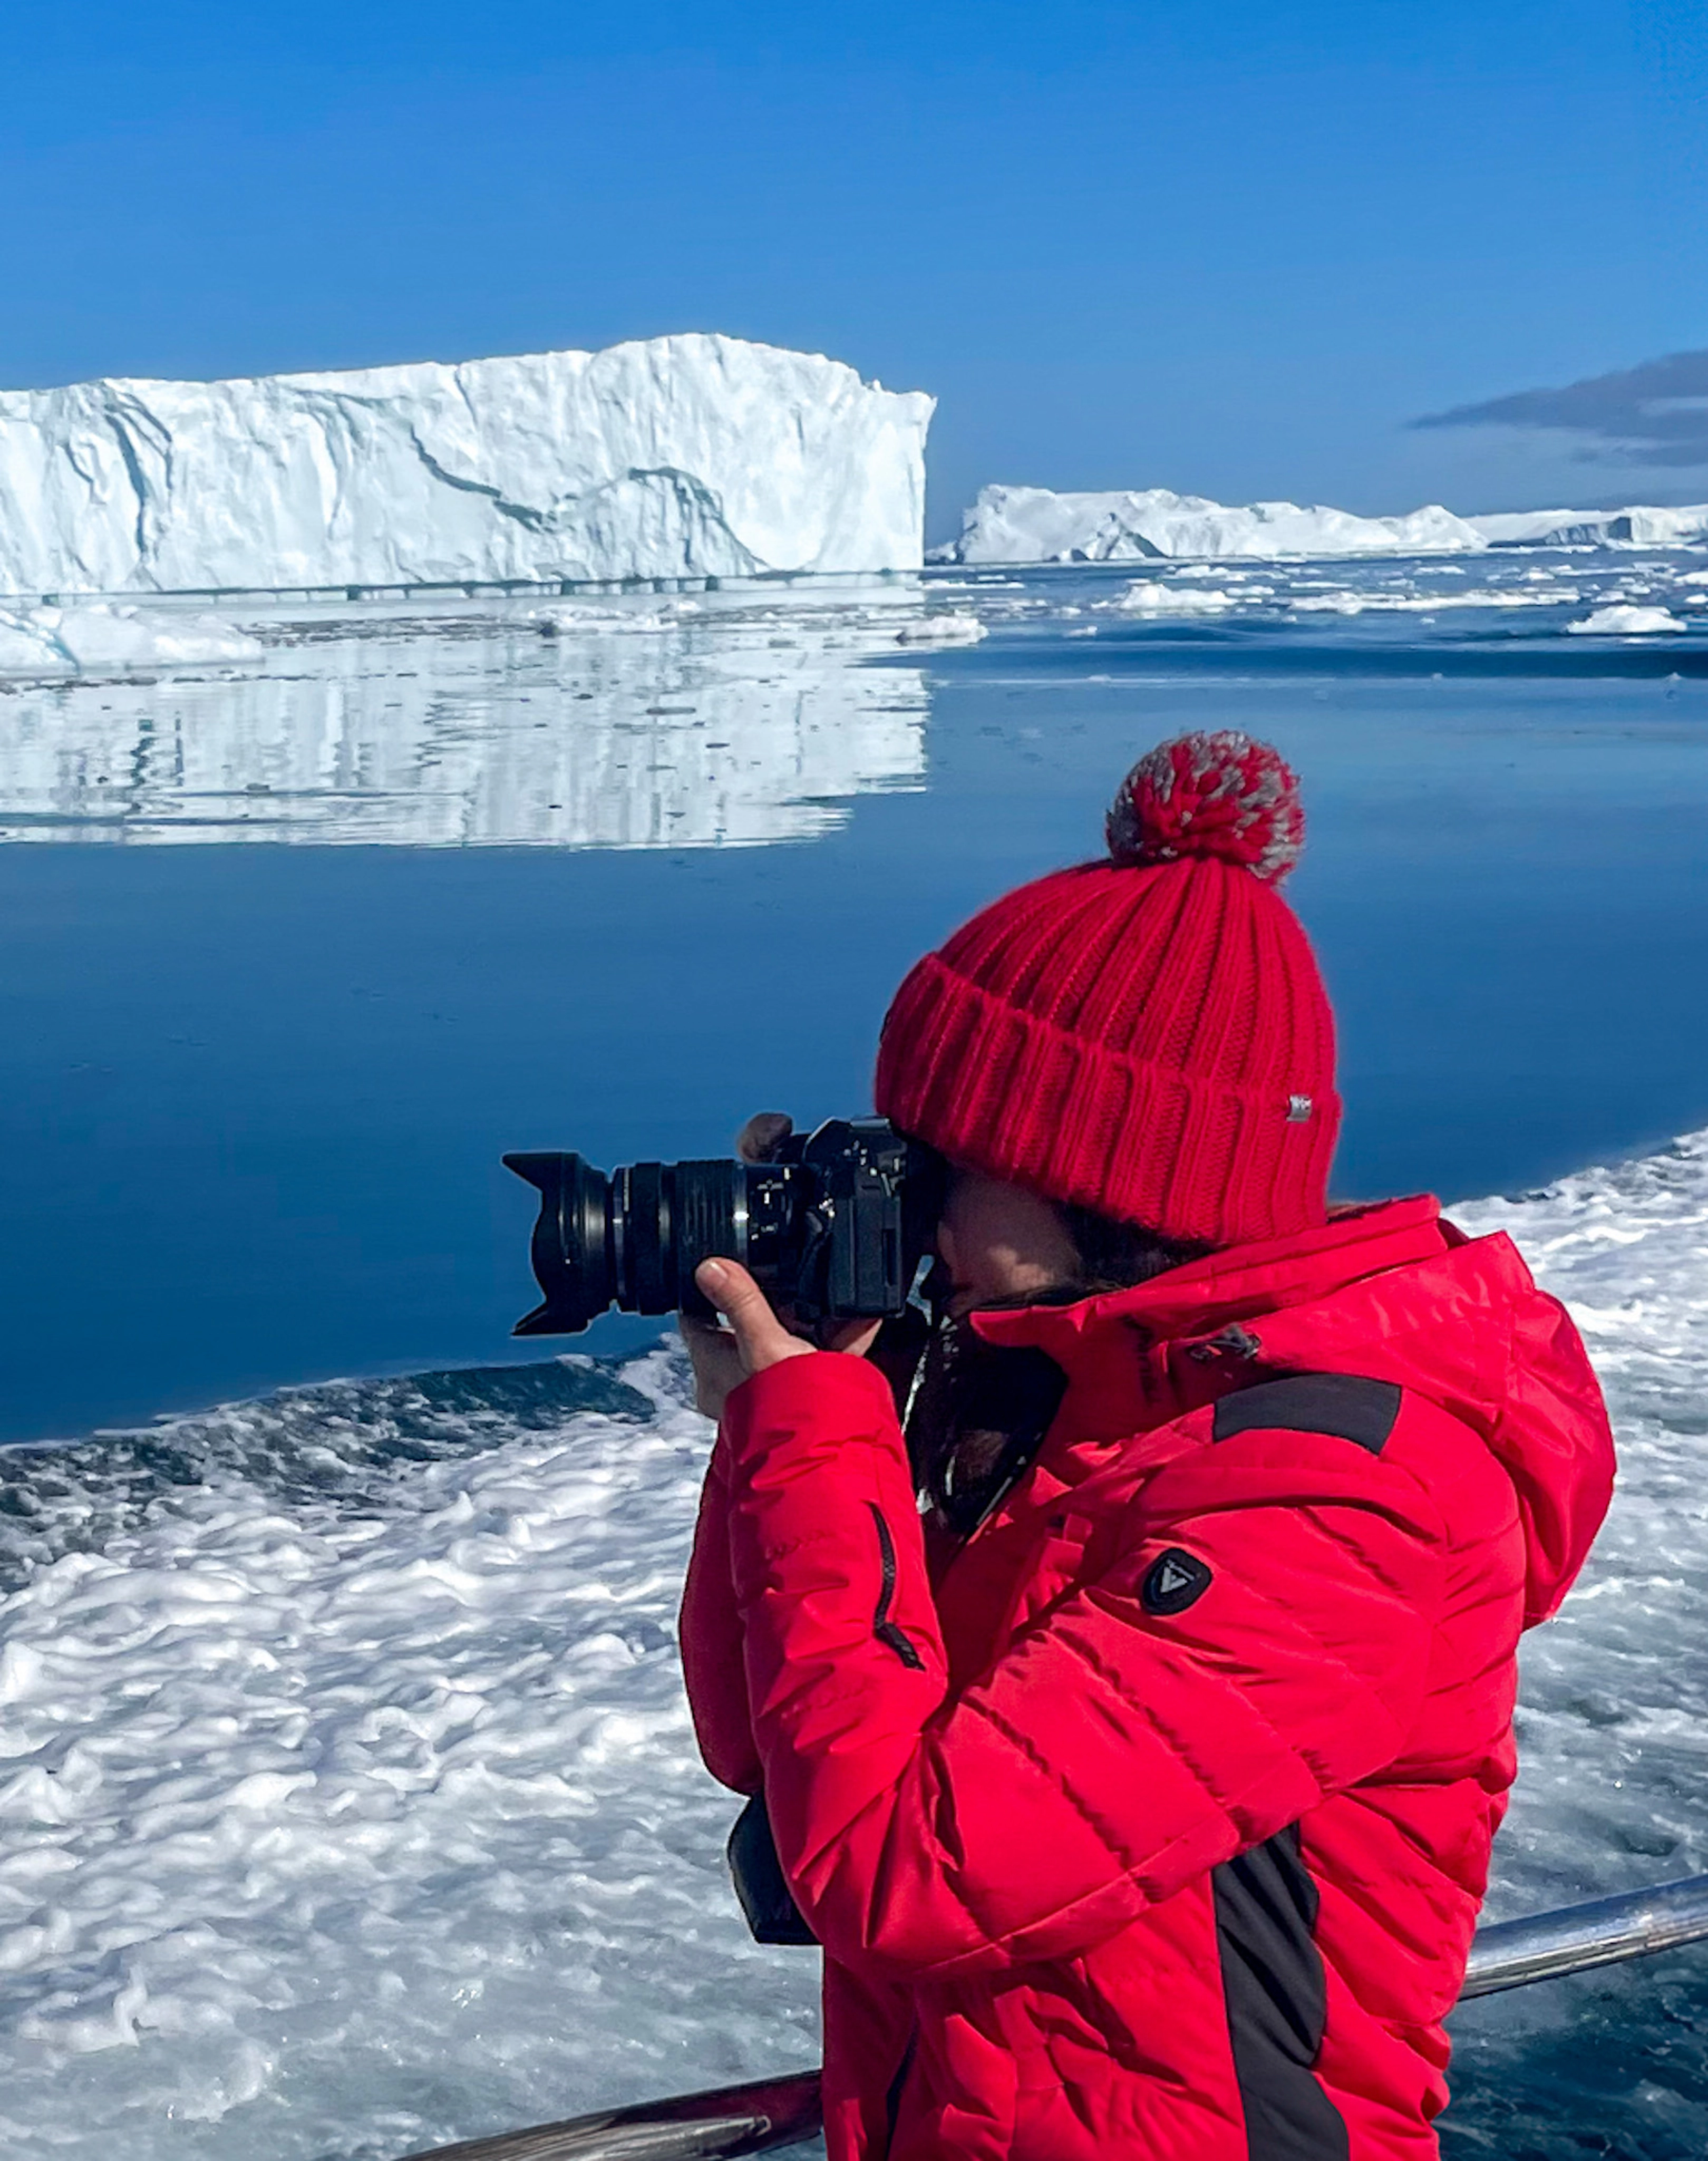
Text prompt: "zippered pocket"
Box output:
[[884, 2021, 919, 2153], [868, 1503, 926, 1670]]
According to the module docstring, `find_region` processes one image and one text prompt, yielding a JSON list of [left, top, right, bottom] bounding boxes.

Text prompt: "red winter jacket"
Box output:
[[680, 1197, 1615, 2160]]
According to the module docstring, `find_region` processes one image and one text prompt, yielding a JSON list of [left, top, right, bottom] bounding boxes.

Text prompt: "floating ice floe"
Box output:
[[1111, 580, 1240, 614], [2, 1128, 1708, 2155], [934, 484, 1486, 565], [1287, 587, 1578, 615], [1566, 604, 1690, 636], [0, 604, 265, 677], [0, 335, 934, 597], [891, 612, 987, 645]]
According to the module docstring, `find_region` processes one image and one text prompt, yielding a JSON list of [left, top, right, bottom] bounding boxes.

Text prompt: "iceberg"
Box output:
[[1469, 504, 1708, 548], [0, 335, 933, 599], [933, 484, 1486, 565]]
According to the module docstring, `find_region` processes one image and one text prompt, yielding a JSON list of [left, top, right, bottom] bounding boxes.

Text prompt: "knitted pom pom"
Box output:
[[1106, 730, 1304, 885]]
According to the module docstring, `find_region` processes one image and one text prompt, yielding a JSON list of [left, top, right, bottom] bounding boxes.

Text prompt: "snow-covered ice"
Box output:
[[933, 484, 1487, 564], [0, 1354, 821, 2157], [1, 1128, 1707, 2155], [0, 336, 933, 597]]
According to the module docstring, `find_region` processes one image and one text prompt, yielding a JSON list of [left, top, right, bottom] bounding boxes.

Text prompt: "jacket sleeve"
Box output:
[[678, 1424, 763, 1795], [721, 1351, 1447, 1980]]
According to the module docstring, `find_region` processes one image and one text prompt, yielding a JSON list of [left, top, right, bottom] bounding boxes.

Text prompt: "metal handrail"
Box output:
[[1458, 1871, 1708, 1996], [396, 1872, 1708, 2161]]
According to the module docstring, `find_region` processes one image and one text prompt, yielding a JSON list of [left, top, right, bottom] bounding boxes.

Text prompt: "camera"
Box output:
[[503, 1118, 944, 1336]]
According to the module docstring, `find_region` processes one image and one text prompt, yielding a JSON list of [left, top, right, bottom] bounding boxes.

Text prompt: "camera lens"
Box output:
[[612, 1158, 745, 1316], [502, 1122, 923, 1338], [504, 1151, 786, 1334], [502, 1152, 616, 1334]]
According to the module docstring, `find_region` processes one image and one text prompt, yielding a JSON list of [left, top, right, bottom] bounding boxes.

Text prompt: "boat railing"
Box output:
[[395, 1871, 1708, 2161]]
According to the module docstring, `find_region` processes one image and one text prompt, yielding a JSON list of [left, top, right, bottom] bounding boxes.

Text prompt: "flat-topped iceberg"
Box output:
[[934, 484, 1486, 565], [935, 483, 1708, 566], [1469, 504, 1708, 548], [0, 335, 934, 598]]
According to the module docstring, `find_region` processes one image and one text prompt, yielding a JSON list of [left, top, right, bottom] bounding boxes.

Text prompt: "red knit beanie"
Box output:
[[874, 731, 1340, 1247]]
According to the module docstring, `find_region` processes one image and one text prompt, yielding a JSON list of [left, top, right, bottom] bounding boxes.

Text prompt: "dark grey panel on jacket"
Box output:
[[1213, 1372, 1402, 1455], [1214, 1825, 1348, 2161]]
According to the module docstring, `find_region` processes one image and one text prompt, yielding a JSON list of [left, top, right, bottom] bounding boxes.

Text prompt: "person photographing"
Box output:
[[677, 730, 1615, 2161]]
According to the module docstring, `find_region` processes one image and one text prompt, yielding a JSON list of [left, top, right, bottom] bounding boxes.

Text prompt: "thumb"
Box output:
[[694, 1258, 805, 1374]]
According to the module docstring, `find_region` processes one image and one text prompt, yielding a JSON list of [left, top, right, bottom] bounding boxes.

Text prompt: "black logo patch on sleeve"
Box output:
[[1142, 1547, 1212, 1615]]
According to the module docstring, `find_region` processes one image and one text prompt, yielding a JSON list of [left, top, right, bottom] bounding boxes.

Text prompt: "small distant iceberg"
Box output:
[[1470, 505, 1708, 548], [0, 335, 934, 599], [933, 484, 1486, 565], [935, 483, 1708, 567]]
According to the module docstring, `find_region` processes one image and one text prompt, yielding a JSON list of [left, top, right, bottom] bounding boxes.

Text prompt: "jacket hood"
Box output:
[[975, 1196, 1616, 1627]]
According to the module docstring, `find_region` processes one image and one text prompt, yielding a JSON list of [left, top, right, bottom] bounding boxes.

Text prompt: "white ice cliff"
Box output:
[[936, 484, 1708, 565], [0, 336, 934, 597], [933, 484, 1487, 564], [1468, 504, 1708, 548]]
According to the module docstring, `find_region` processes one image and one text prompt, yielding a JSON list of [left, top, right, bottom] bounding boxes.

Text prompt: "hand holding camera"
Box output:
[[503, 1109, 944, 1420]]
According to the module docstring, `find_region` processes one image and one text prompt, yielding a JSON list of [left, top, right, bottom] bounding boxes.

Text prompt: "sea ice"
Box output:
[[0, 335, 934, 598], [1566, 604, 1689, 636], [891, 612, 987, 644], [0, 1123, 1705, 2155], [934, 484, 1486, 565], [0, 1127, 1706, 2157], [1111, 580, 1240, 614]]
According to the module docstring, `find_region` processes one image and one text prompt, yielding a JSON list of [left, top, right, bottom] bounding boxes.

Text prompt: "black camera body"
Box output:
[[504, 1118, 942, 1336]]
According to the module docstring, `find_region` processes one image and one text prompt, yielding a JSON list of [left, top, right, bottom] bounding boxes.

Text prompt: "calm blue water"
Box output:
[[4, 561, 1706, 1444], [2, 556, 1707, 2159]]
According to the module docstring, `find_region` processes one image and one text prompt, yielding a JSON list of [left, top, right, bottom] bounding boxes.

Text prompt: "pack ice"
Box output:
[[0, 336, 934, 597], [934, 484, 1487, 564]]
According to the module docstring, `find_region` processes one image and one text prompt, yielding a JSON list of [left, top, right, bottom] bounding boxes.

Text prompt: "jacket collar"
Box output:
[[966, 1197, 1450, 1449], [971, 1195, 1448, 1360]]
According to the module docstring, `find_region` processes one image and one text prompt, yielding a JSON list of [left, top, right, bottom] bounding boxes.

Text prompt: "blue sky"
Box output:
[[3, 1, 1702, 537]]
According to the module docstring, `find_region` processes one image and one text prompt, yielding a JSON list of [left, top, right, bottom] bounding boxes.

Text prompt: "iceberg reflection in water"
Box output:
[[0, 593, 931, 848]]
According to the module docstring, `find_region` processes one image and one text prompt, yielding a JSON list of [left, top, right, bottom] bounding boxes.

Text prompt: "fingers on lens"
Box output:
[[737, 1111, 793, 1164]]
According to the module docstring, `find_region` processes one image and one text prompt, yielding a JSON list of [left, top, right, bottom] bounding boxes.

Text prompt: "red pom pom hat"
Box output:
[[874, 731, 1340, 1247]]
